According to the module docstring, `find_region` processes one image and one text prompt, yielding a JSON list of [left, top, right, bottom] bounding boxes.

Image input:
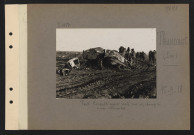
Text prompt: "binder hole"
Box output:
[[9, 100, 13, 104], [9, 45, 13, 49], [9, 87, 13, 91], [9, 32, 13, 36]]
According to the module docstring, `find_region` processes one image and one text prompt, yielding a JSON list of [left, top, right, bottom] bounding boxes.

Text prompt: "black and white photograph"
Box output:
[[56, 28, 156, 99]]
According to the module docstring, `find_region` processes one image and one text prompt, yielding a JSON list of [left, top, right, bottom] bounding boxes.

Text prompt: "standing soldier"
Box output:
[[127, 47, 130, 53], [119, 46, 127, 57], [136, 52, 140, 60], [140, 51, 145, 61], [125, 47, 131, 66], [149, 50, 153, 65], [130, 49, 136, 65], [153, 50, 156, 66]]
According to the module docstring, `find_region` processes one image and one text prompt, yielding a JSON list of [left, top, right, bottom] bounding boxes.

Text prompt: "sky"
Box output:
[[56, 28, 156, 53]]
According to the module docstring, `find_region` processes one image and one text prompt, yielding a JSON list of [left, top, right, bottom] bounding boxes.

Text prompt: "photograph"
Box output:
[[56, 28, 156, 99]]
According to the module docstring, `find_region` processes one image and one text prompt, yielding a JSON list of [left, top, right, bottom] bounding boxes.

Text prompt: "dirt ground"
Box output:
[[56, 52, 156, 99]]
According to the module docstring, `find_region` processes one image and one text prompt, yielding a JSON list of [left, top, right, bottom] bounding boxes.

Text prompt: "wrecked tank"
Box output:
[[67, 57, 80, 69], [83, 47, 105, 69], [104, 50, 130, 70]]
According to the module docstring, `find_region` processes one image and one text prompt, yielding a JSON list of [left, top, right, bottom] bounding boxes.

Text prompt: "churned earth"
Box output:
[[56, 51, 156, 99]]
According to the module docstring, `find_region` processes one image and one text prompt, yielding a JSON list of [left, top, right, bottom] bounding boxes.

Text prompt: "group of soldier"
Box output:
[[118, 46, 156, 66]]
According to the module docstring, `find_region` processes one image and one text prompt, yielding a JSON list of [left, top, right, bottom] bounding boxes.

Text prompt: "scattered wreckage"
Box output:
[[57, 47, 131, 76], [56, 57, 80, 76]]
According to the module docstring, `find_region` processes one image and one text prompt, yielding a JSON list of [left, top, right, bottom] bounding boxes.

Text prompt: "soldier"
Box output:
[[149, 50, 153, 65], [130, 49, 136, 65], [149, 50, 156, 65], [140, 51, 145, 61], [125, 48, 131, 66], [136, 52, 140, 60], [127, 47, 130, 53], [153, 50, 156, 65], [119, 46, 126, 57], [119, 46, 125, 54]]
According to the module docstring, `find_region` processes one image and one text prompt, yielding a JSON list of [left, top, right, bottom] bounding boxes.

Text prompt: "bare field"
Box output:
[[56, 51, 156, 99]]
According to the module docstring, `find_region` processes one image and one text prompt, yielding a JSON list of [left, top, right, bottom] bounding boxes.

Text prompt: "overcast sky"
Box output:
[[56, 28, 156, 53]]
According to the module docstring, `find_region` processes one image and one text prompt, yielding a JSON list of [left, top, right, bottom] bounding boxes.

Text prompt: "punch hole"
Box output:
[[9, 100, 13, 104], [9, 45, 13, 49], [9, 87, 13, 91], [9, 32, 13, 36]]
